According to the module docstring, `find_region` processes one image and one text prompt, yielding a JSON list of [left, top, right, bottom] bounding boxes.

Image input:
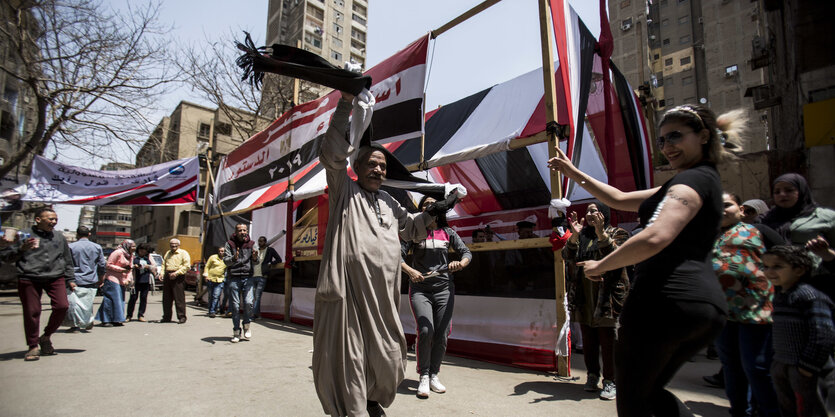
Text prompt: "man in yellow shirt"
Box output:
[[162, 238, 191, 324], [203, 247, 227, 318]]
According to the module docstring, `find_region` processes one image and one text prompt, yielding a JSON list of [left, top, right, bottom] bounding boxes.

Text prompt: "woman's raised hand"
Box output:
[[567, 211, 584, 235], [547, 147, 580, 180]]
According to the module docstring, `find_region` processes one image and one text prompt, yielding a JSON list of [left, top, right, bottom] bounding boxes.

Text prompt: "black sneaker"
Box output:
[[366, 401, 386, 417]]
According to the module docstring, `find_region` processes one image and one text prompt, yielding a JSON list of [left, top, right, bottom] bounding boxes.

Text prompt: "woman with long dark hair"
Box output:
[[96, 239, 135, 326], [563, 201, 630, 401], [548, 104, 746, 416], [126, 243, 156, 322]]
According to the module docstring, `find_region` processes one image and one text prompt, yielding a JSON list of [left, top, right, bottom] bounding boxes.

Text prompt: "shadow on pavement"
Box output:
[[397, 378, 419, 396], [0, 348, 85, 361], [685, 400, 728, 416], [255, 319, 314, 337], [511, 380, 598, 403], [201, 336, 231, 345]]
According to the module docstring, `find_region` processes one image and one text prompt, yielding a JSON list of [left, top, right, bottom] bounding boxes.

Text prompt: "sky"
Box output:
[[52, 0, 602, 231]]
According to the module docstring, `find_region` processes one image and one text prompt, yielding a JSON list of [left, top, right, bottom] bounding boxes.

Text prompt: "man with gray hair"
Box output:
[[67, 226, 105, 332], [312, 91, 444, 417], [162, 238, 190, 324]]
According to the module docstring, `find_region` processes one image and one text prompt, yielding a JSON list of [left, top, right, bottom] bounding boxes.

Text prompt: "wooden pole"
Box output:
[[431, 0, 503, 38], [284, 178, 294, 323], [538, 0, 568, 377]]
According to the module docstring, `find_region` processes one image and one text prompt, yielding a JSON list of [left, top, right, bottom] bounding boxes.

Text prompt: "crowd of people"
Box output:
[[1, 95, 834, 417]]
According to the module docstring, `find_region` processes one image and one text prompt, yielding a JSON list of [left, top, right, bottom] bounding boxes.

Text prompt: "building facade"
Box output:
[[609, 0, 772, 200], [130, 101, 265, 253], [261, 0, 369, 118], [92, 163, 134, 250]]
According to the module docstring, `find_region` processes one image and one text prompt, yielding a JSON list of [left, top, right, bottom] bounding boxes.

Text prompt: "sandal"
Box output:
[[24, 347, 40, 361], [39, 336, 55, 355]]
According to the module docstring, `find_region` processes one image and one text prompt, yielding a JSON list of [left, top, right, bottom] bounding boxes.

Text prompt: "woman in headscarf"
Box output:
[[761, 173, 835, 294], [96, 240, 135, 326], [563, 201, 630, 401]]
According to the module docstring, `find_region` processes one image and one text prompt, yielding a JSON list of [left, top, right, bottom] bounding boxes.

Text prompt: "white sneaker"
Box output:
[[599, 380, 616, 400], [243, 324, 251, 340], [417, 375, 430, 398], [429, 374, 446, 393], [231, 330, 241, 343]]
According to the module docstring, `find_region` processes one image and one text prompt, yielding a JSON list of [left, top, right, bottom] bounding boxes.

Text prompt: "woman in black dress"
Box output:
[[549, 105, 746, 416]]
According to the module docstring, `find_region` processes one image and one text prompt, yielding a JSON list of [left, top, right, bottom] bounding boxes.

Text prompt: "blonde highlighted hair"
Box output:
[[659, 105, 747, 165]]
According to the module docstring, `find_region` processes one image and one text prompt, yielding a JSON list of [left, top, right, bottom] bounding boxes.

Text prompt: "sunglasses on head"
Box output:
[[656, 130, 693, 148]]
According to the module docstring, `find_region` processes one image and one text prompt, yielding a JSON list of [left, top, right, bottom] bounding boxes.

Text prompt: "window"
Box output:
[[351, 39, 365, 51], [352, 3, 366, 15], [667, 97, 675, 106], [665, 57, 673, 66], [331, 36, 342, 47], [350, 55, 364, 68], [333, 0, 343, 7], [620, 0, 630, 8], [653, 53, 660, 60], [305, 33, 322, 48], [334, 11, 343, 21], [352, 13, 366, 25], [679, 35, 691, 44], [725, 64, 738, 76], [331, 50, 342, 61], [307, 6, 324, 20], [0, 111, 13, 140], [663, 38, 670, 46], [656, 72, 664, 86], [658, 99, 666, 107], [215, 122, 232, 136], [680, 56, 692, 65], [661, 18, 669, 26], [682, 76, 693, 85], [351, 27, 366, 42], [678, 15, 689, 24], [333, 23, 342, 34], [198, 123, 210, 139]]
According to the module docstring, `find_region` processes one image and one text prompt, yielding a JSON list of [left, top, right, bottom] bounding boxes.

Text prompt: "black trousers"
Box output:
[[616, 296, 725, 417], [162, 275, 186, 321], [126, 282, 150, 318]]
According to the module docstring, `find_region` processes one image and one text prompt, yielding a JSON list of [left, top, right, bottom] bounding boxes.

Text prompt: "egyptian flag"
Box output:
[[216, 35, 431, 214]]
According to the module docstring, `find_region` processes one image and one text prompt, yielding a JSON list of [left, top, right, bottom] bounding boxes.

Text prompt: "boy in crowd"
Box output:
[[763, 245, 835, 416]]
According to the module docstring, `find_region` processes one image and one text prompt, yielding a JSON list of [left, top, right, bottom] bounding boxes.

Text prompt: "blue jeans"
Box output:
[[716, 321, 780, 417], [225, 276, 253, 331], [252, 276, 266, 317], [207, 281, 224, 314]]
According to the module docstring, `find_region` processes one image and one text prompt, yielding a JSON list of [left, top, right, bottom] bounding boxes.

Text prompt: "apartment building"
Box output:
[[261, 0, 369, 118], [92, 163, 134, 250], [130, 101, 268, 251]]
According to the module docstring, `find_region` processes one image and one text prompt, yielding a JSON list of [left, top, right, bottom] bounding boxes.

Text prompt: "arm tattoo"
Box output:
[[666, 190, 689, 206]]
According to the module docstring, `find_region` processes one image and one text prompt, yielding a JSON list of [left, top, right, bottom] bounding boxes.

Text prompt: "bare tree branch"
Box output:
[[0, 0, 182, 177]]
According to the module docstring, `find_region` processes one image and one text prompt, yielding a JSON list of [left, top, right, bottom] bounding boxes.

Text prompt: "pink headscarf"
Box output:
[[119, 239, 136, 254]]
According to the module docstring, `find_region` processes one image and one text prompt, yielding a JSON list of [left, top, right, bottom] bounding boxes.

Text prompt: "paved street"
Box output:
[[0, 290, 730, 416]]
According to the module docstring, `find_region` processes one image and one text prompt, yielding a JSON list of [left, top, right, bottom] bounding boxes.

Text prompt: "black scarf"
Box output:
[[235, 32, 371, 95], [577, 201, 611, 261], [761, 173, 818, 241]]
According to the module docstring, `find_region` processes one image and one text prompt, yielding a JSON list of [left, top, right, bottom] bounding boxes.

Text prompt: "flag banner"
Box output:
[[215, 35, 430, 213], [24, 155, 199, 205]]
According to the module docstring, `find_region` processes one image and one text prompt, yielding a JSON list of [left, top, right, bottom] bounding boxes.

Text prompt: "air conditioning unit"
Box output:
[[724, 69, 738, 78], [621, 22, 632, 31]]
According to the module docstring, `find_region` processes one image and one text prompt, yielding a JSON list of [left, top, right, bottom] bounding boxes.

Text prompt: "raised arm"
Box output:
[[579, 184, 702, 276], [548, 147, 659, 212]]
